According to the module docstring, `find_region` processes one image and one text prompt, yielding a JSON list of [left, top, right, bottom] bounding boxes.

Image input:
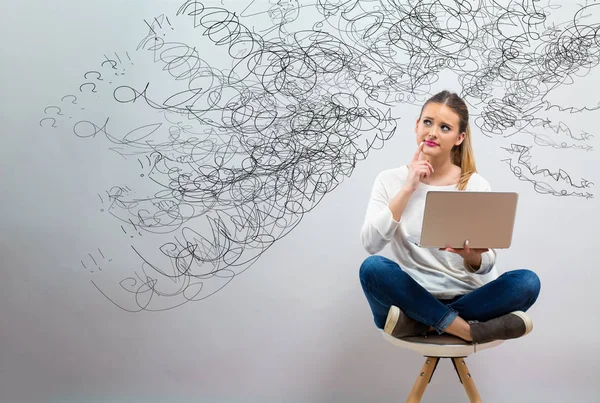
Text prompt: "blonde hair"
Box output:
[[420, 91, 477, 190]]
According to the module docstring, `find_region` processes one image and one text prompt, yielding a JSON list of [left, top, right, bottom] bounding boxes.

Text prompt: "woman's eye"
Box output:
[[424, 120, 431, 125], [442, 126, 449, 131]]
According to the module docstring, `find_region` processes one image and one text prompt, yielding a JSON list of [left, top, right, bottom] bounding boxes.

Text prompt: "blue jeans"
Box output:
[[359, 255, 541, 334]]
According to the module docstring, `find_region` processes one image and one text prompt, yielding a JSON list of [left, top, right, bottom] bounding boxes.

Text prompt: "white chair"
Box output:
[[381, 331, 504, 402]]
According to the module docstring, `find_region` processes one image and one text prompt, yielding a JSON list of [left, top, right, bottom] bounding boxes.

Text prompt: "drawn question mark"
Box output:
[[44, 106, 63, 116], [79, 82, 97, 93], [79, 71, 103, 93], [61, 95, 78, 104], [39, 118, 57, 128], [102, 59, 118, 70], [84, 70, 103, 81], [39, 105, 63, 128]]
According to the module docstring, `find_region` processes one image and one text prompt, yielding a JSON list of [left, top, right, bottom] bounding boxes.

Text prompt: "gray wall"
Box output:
[[2, 1, 599, 402]]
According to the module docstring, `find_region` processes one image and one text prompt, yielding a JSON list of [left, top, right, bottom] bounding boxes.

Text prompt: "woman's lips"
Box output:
[[425, 140, 438, 147]]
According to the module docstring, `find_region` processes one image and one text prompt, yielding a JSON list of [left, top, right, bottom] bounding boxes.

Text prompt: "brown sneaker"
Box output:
[[469, 311, 533, 344], [384, 305, 430, 338]]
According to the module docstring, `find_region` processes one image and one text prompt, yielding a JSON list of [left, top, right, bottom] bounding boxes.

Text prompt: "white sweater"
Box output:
[[360, 165, 498, 299]]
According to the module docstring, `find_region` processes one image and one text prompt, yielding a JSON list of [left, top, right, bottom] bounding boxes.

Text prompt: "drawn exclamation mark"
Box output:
[[103, 54, 118, 69], [89, 253, 102, 272], [144, 19, 157, 35], [98, 193, 105, 212], [126, 51, 134, 66], [99, 248, 112, 263], [166, 16, 174, 31], [138, 158, 146, 177], [114, 52, 126, 76], [129, 219, 142, 237]]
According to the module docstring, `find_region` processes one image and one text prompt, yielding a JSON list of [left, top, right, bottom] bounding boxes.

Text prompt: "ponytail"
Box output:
[[452, 123, 477, 190]]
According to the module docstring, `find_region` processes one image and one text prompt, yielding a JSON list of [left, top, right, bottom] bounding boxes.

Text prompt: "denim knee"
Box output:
[[512, 269, 541, 306], [359, 255, 387, 287]]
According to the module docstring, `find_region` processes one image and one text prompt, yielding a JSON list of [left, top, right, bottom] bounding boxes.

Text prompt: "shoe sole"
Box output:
[[511, 310, 534, 336], [384, 305, 400, 335]]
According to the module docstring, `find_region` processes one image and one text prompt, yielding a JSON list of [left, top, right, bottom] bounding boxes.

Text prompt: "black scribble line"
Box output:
[[41, 0, 600, 311], [89, 244, 232, 312], [98, 248, 105, 259], [143, 19, 157, 35], [121, 225, 127, 234], [543, 99, 600, 113], [82, 261, 87, 269], [522, 129, 594, 151], [502, 144, 594, 198], [110, 147, 128, 159], [138, 211, 146, 225], [134, 269, 147, 285], [240, 0, 256, 17], [103, 54, 118, 69], [114, 52, 122, 64], [521, 117, 595, 150], [528, 118, 584, 140], [88, 253, 98, 266], [90, 279, 152, 313]]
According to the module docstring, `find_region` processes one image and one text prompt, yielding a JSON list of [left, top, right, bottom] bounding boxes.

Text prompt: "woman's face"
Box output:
[[414, 102, 465, 159]]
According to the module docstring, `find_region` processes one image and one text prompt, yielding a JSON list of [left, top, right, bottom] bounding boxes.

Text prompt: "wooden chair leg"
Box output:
[[451, 357, 482, 403], [406, 357, 440, 403]]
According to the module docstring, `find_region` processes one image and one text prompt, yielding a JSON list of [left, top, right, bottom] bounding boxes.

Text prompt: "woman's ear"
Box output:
[[455, 132, 465, 146]]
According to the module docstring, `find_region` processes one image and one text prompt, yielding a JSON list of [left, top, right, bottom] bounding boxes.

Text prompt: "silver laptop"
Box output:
[[416, 191, 519, 249]]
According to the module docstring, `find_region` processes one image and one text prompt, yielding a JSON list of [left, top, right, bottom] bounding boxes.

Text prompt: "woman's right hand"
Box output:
[[403, 142, 434, 193]]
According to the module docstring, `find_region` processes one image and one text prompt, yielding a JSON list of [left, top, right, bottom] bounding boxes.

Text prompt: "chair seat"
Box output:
[[381, 330, 504, 357]]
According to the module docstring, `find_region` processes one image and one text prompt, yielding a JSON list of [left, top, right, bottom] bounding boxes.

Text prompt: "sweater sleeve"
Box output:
[[463, 175, 496, 275], [464, 248, 496, 275], [360, 173, 401, 254]]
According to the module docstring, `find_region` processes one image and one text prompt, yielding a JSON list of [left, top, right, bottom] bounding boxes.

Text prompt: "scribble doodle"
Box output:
[[40, 1, 598, 311], [501, 144, 594, 198]]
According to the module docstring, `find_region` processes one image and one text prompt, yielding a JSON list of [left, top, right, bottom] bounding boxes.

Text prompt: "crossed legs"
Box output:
[[359, 255, 541, 341]]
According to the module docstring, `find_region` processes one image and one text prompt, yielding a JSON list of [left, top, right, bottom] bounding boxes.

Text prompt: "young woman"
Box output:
[[359, 90, 541, 344]]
